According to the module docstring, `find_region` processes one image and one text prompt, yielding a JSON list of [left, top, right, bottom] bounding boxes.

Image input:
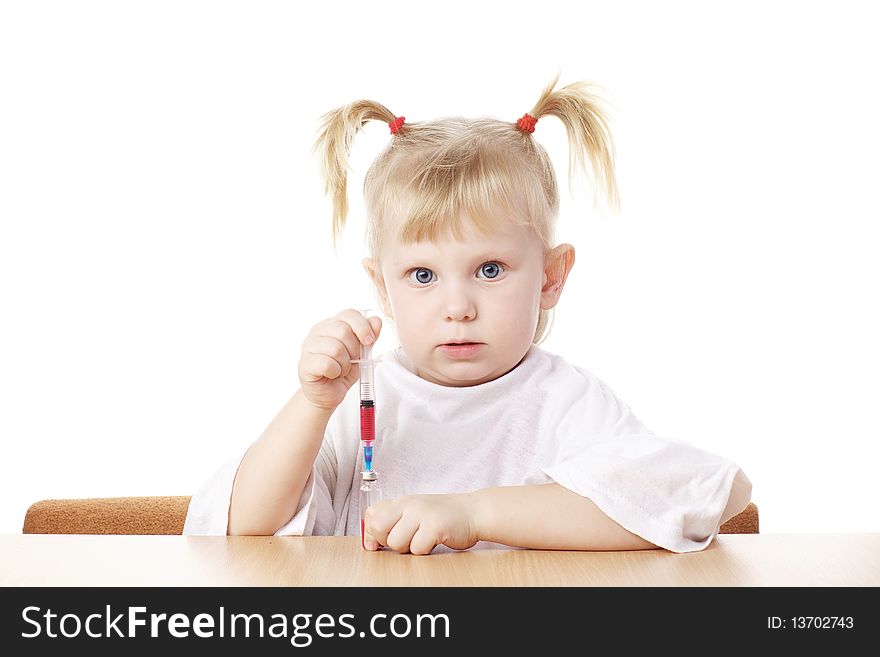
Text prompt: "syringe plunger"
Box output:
[[358, 343, 375, 402]]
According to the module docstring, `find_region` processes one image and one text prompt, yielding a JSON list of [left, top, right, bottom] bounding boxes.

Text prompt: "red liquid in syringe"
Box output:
[[360, 403, 375, 441]]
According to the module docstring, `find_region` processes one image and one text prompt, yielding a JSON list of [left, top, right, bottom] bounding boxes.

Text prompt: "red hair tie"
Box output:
[[389, 116, 405, 134], [516, 113, 538, 133]]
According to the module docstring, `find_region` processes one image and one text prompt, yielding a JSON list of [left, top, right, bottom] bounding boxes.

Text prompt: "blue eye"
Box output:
[[478, 262, 504, 279], [408, 268, 435, 285]]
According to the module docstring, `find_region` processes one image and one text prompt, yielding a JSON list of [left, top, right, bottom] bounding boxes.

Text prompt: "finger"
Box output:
[[362, 528, 380, 551], [335, 309, 380, 348], [385, 513, 421, 554], [308, 335, 355, 368], [409, 525, 441, 556], [367, 315, 383, 341], [299, 353, 342, 382], [320, 319, 366, 363], [364, 503, 401, 548]]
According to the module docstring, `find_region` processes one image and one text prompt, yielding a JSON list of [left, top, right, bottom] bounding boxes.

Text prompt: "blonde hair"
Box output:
[[313, 71, 619, 343]]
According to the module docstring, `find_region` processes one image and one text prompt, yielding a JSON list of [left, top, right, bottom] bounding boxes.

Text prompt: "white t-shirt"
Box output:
[[183, 344, 752, 553]]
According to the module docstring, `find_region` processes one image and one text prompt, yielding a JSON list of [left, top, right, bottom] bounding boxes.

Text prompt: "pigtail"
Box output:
[[313, 100, 398, 247], [526, 71, 620, 212]]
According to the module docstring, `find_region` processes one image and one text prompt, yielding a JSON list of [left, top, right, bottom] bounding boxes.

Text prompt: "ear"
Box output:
[[362, 257, 394, 319], [540, 244, 575, 311]]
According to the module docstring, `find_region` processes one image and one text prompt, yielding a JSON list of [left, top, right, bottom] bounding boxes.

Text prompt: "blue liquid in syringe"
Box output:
[[363, 443, 373, 471]]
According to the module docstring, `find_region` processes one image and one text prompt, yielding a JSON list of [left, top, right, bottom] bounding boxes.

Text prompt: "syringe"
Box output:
[[351, 310, 381, 473]]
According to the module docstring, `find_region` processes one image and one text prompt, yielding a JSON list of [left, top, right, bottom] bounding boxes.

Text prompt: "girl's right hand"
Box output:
[[298, 309, 383, 412]]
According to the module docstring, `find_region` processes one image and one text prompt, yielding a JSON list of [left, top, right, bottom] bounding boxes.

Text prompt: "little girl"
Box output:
[[184, 73, 752, 554]]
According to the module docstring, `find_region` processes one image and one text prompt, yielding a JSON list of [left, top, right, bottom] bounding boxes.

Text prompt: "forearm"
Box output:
[[469, 483, 659, 551], [227, 389, 333, 536]]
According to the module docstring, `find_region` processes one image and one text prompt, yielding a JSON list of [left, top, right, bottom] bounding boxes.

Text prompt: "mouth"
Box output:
[[437, 342, 486, 358]]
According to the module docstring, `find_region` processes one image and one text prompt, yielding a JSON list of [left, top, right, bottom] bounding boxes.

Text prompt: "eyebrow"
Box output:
[[390, 250, 517, 268]]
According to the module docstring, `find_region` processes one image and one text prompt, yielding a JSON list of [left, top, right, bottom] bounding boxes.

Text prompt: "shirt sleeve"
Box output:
[[541, 371, 752, 553], [272, 433, 337, 536], [183, 421, 339, 537]]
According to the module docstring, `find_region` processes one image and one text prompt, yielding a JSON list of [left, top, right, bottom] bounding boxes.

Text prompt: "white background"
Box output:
[[1, 0, 877, 536]]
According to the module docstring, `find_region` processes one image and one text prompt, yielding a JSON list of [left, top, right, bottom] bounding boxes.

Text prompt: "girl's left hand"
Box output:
[[362, 493, 480, 555]]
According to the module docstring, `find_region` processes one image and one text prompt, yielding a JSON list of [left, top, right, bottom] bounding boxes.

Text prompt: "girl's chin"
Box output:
[[417, 362, 499, 387]]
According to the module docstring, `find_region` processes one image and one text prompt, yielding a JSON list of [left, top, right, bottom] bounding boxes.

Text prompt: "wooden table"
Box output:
[[2, 533, 878, 586]]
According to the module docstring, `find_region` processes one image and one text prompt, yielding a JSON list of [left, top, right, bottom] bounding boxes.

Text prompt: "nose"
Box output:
[[443, 282, 476, 321]]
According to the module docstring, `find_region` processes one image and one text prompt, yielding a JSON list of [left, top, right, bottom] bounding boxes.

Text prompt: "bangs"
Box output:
[[366, 138, 556, 253]]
